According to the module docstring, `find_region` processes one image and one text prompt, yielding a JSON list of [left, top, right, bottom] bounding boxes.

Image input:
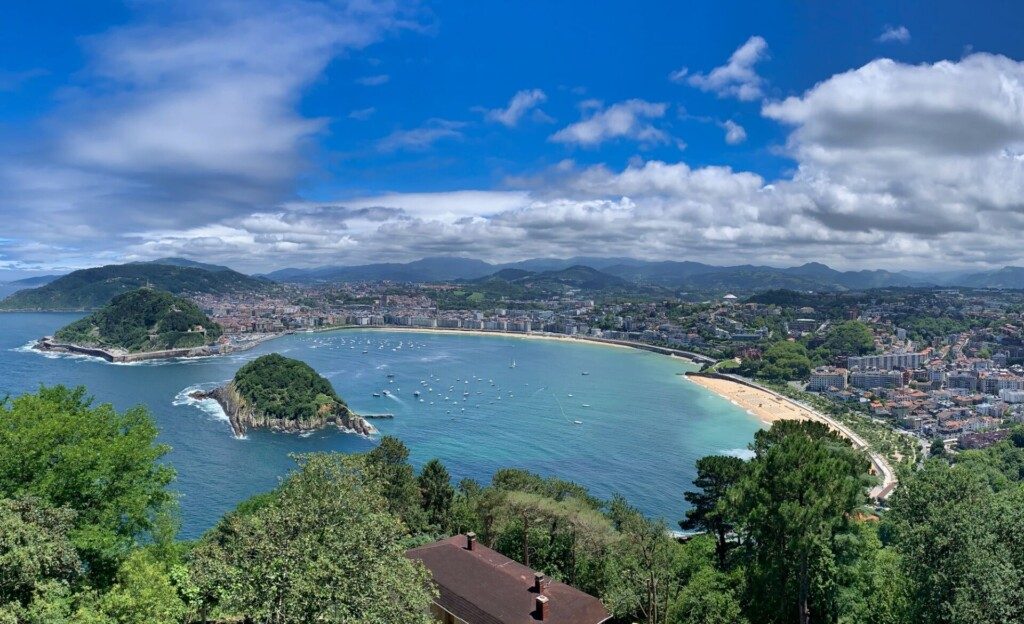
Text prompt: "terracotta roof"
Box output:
[[406, 535, 611, 624]]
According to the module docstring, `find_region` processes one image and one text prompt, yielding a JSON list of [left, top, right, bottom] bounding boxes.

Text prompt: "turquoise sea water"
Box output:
[[0, 312, 762, 538]]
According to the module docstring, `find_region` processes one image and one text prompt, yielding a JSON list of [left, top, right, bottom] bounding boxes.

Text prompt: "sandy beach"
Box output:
[[686, 373, 898, 499], [686, 374, 816, 426]]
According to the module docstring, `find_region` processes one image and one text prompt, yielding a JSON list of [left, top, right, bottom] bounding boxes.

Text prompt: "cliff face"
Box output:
[[192, 382, 375, 437]]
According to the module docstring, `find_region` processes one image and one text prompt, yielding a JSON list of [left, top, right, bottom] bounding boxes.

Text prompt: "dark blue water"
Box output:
[[0, 313, 761, 538]]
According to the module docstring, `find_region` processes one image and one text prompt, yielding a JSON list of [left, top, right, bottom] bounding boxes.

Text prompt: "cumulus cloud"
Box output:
[[675, 36, 769, 101], [481, 89, 548, 126], [721, 120, 747, 144], [550, 99, 671, 147], [376, 118, 466, 152], [140, 52, 1024, 272], [877, 25, 911, 44], [0, 0, 412, 265]]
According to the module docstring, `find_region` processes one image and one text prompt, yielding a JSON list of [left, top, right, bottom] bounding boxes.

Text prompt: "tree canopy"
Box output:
[[232, 353, 347, 423], [54, 288, 222, 352]]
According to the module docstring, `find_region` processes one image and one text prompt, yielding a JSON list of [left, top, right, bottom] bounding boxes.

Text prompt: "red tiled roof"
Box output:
[[406, 535, 611, 624]]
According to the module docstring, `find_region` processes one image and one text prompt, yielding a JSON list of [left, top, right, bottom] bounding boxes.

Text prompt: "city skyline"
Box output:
[[3, 1, 1024, 279]]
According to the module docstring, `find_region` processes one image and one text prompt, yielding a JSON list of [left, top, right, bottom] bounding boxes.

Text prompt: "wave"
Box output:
[[173, 382, 230, 423], [719, 448, 755, 460]]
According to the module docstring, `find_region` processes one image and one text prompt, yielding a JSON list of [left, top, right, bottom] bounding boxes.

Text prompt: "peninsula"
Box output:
[[37, 288, 227, 362], [191, 353, 375, 437]]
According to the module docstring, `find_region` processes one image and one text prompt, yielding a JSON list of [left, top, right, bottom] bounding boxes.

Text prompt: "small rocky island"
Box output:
[[37, 288, 225, 362], [191, 353, 375, 437]]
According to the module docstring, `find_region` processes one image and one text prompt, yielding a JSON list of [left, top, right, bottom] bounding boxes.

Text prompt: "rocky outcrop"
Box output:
[[190, 382, 375, 438]]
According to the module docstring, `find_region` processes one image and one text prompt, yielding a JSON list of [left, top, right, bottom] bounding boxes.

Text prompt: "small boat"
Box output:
[[372, 393, 381, 398], [413, 391, 421, 397], [509, 359, 517, 369], [362, 350, 368, 354], [581, 404, 591, 408], [567, 393, 574, 398], [573, 420, 583, 425], [382, 390, 391, 397], [386, 373, 395, 378], [581, 371, 590, 376]]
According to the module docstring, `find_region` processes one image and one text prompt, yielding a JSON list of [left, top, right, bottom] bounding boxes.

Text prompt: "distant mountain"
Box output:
[[603, 260, 928, 291], [0, 274, 62, 299], [0, 263, 272, 310], [260, 255, 934, 292], [471, 265, 628, 291], [954, 266, 1024, 289], [139, 257, 237, 273], [264, 256, 496, 283]]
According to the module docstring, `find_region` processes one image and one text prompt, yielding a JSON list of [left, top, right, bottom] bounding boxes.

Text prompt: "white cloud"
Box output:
[[153, 52, 1024, 272], [721, 120, 747, 144], [482, 89, 548, 127], [676, 36, 769, 101], [376, 119, 466, 152], [877, 25, 911, 44], [550, 99, 671, 147], [356, 74, 390, 86], [0, 0, 411, 257]]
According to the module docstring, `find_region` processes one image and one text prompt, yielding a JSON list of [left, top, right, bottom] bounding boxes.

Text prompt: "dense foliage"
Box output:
[[54, 289, 222, 352], [0, 263, 270, 310], [232, 353, 347, 422], [10, 380, 1024, 624]]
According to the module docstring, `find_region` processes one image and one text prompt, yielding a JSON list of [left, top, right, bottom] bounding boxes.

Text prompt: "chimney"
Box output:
[[535, 595, 549, 620], [466, 532, 476, 551], [534, 572, 544, 594]]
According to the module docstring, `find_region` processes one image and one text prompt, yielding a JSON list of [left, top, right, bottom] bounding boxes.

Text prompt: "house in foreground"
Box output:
[[407, 533, 611, 624]]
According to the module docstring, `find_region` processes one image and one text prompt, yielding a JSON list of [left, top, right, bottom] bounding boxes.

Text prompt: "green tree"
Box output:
[[731, 421, 870, 624], [76, 551, 186, 624], [681, 455, 747, 568], [0, 386, 174, 585], [367, 436, 428, 532], [418, 459, 455, 533], [669, 568, 747, 624], [884, 460, 1021, 623], [0, 497, 80, 619], [189, 453, 435, 623], [603, 505, 688, 624], [818, 321, 875, 359], [759, 341, 812, 381]]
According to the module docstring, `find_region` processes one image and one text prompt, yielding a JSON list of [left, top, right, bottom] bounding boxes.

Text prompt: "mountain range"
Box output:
[[9, 257, 1024, 308]]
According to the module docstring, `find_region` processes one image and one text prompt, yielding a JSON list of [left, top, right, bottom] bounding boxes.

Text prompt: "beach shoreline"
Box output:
[[684, 372, 898, 500], [685, 374, 813, 426]]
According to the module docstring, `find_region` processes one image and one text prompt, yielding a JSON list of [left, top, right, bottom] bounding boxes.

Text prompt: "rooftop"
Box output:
[[406, 534, 611, 624]]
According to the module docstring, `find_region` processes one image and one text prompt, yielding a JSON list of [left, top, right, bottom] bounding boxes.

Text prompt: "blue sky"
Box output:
[[2, 0, 1024, 278]]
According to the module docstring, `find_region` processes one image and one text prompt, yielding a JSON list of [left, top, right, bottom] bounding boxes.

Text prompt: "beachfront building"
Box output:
[[809, 366, 848, 392], [407, 533, 611, 624], [847, 352, 923, 371], [850, 369, 905, 390]]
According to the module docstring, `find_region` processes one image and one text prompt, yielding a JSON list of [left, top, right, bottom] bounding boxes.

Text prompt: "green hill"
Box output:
[[0, 262, 271, 310], [53, 288, 222, 353], [232, 353, 347, 423]]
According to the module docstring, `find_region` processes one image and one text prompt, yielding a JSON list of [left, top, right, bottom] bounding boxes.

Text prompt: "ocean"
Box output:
[[0, 312, 761, 538]]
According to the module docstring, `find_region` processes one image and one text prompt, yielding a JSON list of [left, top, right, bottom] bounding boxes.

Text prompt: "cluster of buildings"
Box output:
[[809, 351, 1024, 445]]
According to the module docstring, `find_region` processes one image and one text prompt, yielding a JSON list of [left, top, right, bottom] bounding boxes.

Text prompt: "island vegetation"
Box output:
[[51, 289, 223, 354], [193, 353, 373, 436]]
